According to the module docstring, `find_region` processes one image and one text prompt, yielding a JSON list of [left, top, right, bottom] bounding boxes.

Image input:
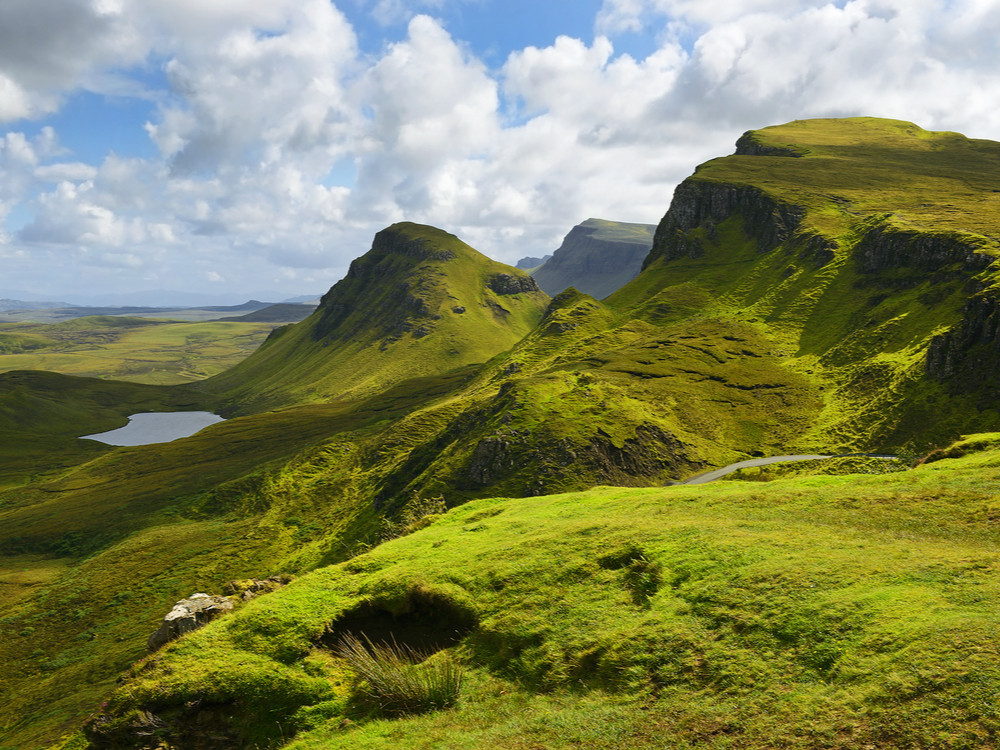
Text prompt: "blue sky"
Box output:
[[0, 0, 998, 304]]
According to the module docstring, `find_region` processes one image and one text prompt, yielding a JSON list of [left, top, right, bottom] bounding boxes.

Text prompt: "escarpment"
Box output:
[[645, 180, 805, 266], [926, 290, 1000, 387], [856, 223, 995, 274]]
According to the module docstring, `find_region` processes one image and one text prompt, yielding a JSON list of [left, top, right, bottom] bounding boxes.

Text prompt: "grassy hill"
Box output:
[[83, 437, 1000, 749], [204, 222, 550, 413], [5, 118, 1000, 748]]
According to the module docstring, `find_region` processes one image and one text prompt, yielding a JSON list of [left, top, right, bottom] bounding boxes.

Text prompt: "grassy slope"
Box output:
[[0, 317, 276, 385], [607, 117, 1000, 451], [0, 370, 215, 490], [0, 223, 551, 747], [85, 439, 1000, 750], [205, 223, 550, 413], [0, 367, 482, 748]]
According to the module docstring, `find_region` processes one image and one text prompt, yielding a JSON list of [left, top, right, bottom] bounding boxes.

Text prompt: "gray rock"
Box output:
[[147, 593, 234, 651]]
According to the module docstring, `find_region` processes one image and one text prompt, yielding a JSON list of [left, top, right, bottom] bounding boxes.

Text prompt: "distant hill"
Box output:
[[531, 218, 655, 299], [515, 254, 551, 270], [219, 303, 317, 323], [0, 300, 277, 323], [0, 298, 69, 311]]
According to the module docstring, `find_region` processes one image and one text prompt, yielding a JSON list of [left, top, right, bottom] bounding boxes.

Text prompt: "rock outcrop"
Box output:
[[646, 181, 804, 267], [488, 273, 541, 296], [856, 223, 993, 273], [147, 593, 235, 651]]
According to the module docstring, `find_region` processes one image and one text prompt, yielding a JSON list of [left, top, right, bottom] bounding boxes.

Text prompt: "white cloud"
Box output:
[[2, 0, 1000, 299]]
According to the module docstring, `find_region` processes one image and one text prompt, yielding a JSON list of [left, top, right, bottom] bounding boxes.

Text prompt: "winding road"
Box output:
[[680, 453, 899, 485]]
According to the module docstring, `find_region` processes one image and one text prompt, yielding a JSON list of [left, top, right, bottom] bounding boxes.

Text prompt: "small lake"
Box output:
[[80, 412, 226, 446]]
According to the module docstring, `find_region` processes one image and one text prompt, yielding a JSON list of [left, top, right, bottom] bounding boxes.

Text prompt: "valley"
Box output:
[[3, 117, 1000, 749]]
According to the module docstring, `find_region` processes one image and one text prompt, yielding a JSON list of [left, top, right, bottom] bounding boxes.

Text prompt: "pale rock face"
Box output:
[[147, 593, 235, 651]]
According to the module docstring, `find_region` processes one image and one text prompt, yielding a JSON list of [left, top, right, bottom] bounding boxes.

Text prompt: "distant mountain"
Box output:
[[219, 303, 317, 323], [531, 218, 655, 299], [59, 291, 290, 307], [0, 298, 69, 311], [515, 254, 551, 270]]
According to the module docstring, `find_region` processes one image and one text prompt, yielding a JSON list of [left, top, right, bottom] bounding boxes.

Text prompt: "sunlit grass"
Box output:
[[336, 633, 464, 716]]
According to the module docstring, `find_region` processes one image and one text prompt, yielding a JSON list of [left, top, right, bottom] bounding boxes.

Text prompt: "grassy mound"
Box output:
[[84, 440, 1000, 749]]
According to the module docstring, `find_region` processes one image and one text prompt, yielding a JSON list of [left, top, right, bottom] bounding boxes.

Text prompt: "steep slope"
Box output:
[[206, 222, 549, 412], [612, 116, 1000, 449], [532, 218, 655, 298]]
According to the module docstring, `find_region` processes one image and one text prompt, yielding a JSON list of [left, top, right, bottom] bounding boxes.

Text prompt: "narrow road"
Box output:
[[681, 453, 899, 485]]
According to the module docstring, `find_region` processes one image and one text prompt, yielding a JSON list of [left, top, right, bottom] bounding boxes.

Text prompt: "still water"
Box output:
[[80, 412, 225, 446]]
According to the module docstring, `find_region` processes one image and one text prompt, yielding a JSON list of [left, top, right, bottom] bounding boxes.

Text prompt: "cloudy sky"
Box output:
[[0, 0, 997, 304]]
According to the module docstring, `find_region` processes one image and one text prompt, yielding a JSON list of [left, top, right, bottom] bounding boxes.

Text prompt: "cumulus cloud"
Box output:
[[0, 0, 145, 120], [2, 0, 1000, 298]]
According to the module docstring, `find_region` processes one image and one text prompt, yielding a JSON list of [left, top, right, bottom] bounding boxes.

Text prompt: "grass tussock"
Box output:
[[336, 633, 464, 716]]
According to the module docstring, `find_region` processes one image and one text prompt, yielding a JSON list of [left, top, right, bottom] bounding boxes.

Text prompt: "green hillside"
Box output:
[[205, 222, 550, 412], [84, 438, 1000, 750], [6, 118, 1000, 748]]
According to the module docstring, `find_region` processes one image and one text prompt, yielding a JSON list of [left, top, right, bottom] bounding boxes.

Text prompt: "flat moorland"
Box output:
[[0, 316, 276, 384]]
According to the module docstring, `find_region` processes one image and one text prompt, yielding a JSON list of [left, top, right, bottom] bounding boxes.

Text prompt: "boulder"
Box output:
[[147, 593, 234, 651]]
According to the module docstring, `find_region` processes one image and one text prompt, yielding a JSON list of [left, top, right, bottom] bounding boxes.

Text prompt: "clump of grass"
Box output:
[[335, 632, 463, 716]]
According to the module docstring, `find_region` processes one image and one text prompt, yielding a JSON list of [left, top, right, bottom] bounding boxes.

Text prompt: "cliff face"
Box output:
[[856, 224, 994, 274], [926, 291, 1000, 387], [532, 218, 655, 299], [645, 180, 805, 267]]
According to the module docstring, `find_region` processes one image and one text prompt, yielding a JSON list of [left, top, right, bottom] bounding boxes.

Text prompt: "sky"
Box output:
[[0, 0, 998, 305]]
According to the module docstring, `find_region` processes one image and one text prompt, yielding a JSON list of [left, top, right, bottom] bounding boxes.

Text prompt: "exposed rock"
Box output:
[[856, 223, 994, 273], [487, 273, 541, 295], [926, 291, 1000, 386], [646, 181, 804, 267], [516, 254, 551, 269], [466, 434, 517, 486], [734, 131, 805, 157], [583, 424, 696, 485], [147, 593, 235, 651]]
